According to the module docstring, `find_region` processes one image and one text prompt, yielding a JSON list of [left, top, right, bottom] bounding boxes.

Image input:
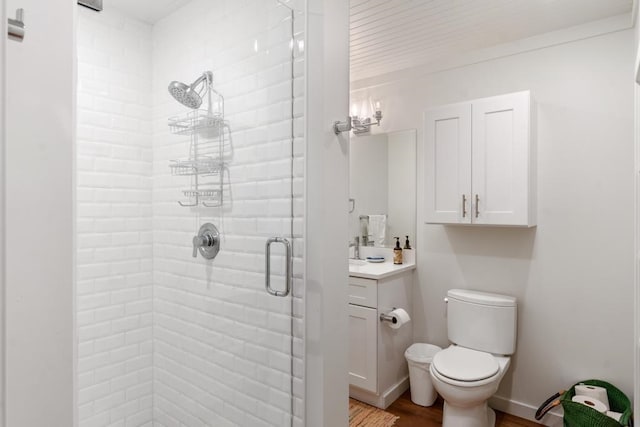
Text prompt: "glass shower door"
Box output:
[[152, 1, 301, 426]]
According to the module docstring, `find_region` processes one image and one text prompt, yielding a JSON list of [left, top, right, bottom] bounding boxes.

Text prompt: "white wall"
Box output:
[[353, 27, 635, 421], [305, 0, 350, 426], [5, 0, 75, 425], [76, 7, 154, 426]]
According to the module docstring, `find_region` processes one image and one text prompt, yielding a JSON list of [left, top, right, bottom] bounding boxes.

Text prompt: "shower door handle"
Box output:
[[8, 9, 25, 42], [265, 237, 291, 297]]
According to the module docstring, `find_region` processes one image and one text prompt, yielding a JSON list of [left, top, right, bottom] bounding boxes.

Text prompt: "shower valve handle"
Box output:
[[191, 223, 221, 260], [192, 235, 213, 257]]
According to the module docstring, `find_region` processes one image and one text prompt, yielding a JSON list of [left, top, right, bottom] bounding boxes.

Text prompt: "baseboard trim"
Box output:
[[489, 395, 563, 427], [381, 377, 410, 409], [349, 377, 410, 410]]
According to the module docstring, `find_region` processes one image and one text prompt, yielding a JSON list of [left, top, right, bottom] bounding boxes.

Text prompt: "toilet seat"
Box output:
[[432, 346, 499, 383]]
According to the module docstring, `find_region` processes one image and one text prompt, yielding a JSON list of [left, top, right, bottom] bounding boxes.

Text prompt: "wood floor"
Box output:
[[384, 391, 543, 427]]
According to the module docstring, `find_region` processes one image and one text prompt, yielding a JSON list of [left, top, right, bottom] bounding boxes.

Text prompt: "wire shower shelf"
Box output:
[[168, 87, 226, 207]]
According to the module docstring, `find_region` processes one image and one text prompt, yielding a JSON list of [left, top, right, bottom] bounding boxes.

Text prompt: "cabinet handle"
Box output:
[[462, 194, 467, 218], [475, 194, 480, 218]]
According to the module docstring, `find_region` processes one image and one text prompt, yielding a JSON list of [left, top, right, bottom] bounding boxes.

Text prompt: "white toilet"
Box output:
[[429, 289, 517, 427]]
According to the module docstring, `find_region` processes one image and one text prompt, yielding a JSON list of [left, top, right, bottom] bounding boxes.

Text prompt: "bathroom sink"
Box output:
[[349, 259, 367, 266]]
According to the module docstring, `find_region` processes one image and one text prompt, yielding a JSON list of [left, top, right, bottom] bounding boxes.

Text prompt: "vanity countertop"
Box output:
[[348, 259, 415, 280]]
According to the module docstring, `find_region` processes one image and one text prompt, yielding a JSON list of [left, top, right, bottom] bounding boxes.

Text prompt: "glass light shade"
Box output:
[[351, 102, 360, 117]]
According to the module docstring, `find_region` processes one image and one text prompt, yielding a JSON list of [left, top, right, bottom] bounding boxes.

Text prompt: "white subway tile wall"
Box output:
[[77, 7, 155, 427], [78, 1, 305, 426]]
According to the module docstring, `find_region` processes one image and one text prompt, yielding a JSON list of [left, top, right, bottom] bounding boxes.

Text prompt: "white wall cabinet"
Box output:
[[348, 272, 413, 409], [425, 91, 535, 227]]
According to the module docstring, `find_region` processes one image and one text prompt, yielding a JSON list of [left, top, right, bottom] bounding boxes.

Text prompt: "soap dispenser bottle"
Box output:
[[393, 237, 403, 265], [404, 235, 412, 250]]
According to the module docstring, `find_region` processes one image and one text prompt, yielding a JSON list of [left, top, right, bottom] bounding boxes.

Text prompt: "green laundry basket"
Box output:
[[535, 380, 633, 427]]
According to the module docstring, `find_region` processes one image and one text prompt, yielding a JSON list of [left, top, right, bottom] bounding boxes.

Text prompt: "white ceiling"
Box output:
[[106, 0, 300, 23], [107, 0, 192, 24], [350, 0, 634, 81]]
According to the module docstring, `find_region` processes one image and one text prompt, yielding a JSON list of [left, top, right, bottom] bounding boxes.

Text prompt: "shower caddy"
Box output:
[[168, 87, 225, 207]]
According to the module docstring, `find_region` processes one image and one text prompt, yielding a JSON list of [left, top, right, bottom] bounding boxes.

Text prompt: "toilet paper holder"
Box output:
[[380, 308, 398, 324]]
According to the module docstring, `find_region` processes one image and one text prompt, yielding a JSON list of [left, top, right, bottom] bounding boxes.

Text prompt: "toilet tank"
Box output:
[[447, 289, 517, 355]]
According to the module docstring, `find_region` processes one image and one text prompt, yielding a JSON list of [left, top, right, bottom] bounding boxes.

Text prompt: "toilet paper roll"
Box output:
[[571, 395, 608, 414], [575, 384, 610, 410], [605, 411, 623, 422], [386, 308, 411, 329]]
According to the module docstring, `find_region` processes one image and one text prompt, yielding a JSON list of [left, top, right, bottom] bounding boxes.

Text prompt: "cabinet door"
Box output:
[[424, 103, 472, 224], [472, 91, 533, 226], [348, 304, 377, 393]]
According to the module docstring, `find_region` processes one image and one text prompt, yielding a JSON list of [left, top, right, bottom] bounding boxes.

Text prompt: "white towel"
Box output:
[[368, 214, 386, 247]]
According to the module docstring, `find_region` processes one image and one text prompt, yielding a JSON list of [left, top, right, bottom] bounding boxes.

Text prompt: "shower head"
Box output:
[[167, 71, 213, 109], [168, 81, 203, 109]]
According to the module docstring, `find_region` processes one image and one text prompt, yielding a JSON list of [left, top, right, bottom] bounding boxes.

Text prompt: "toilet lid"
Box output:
[[432, 346, 499, 382]]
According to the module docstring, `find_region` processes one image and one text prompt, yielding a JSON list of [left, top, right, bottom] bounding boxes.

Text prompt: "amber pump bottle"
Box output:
[[393, 237, 403, 265]]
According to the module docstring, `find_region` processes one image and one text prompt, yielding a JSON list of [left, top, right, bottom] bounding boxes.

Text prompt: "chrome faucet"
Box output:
[[349, 236, 360, 260]]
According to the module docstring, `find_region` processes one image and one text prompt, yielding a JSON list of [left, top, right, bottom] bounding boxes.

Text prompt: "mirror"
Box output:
[[349, 129, 417, 248]]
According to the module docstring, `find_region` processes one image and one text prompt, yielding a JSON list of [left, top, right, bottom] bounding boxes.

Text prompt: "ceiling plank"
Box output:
[[350, 0, 632, 81]]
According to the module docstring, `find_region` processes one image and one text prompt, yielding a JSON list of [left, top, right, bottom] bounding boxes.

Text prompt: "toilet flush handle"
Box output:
[[444, 297, 448, 317]]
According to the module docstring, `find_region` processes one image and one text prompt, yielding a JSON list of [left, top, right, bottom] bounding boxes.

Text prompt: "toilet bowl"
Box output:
[[430, 345, 510, 427], [428, 289, 517, 427]]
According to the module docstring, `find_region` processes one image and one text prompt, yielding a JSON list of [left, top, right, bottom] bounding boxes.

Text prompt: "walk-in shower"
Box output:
[[75, 1, 303, 425]]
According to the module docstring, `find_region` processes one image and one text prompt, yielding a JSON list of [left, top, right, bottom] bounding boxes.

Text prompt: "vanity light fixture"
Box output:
[[333, 100, 383, 135]]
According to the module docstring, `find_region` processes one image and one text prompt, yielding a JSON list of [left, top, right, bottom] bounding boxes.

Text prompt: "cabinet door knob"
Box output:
[[462, 194, 467, 218], [475, 194, 480, 218]]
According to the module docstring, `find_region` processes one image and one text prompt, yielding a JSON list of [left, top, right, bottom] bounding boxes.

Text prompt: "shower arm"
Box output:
[[190, 72, 214, 114], [188, 72, 213, 97], [191, 72, 212, 89]]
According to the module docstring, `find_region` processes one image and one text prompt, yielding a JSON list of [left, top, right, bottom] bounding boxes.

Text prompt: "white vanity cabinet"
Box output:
[[348, 270, 413, 409], [348, 277, 378, 393], [348, 300, 377, 392], [424, 91, 535, 227]]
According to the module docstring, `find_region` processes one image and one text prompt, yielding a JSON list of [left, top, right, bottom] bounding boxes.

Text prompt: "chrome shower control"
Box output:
[[192, 223, 220, 260]]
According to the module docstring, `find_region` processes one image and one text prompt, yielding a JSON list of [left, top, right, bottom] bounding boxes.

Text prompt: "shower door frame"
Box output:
[[0, 3, 6, 425]]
